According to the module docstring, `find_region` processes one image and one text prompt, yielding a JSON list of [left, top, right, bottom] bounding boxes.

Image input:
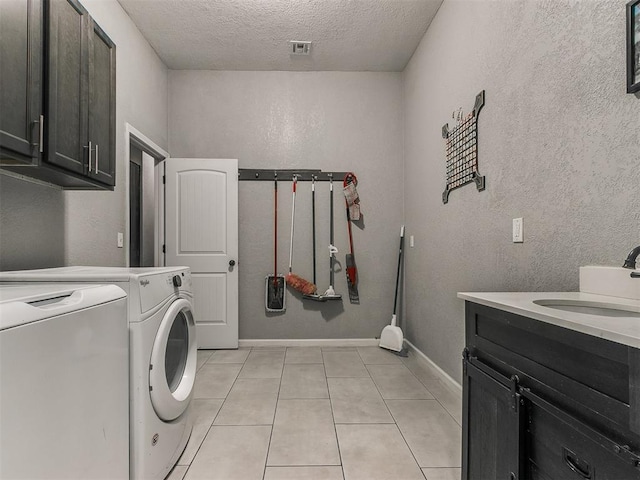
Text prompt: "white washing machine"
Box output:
[[0, 283, 129, 479], [0, 267, 198, 480]]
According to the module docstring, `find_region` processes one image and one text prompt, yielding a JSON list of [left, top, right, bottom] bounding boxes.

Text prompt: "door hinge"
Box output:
[[162, 175, 165, 184], [162, 244, 166, 253]]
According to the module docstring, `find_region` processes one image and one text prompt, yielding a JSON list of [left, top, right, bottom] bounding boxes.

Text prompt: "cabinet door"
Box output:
[[0, 0, 43, 161], [523, 389, 640, 480], [45, 0, 89, 175], [463, 357, 524, 480], [87, 19, 115, 187]]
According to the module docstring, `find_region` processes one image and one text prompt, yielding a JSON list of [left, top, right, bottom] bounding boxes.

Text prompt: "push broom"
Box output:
[[285, 175, 317, 295]]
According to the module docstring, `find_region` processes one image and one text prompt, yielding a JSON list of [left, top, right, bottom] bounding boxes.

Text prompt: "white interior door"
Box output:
[[165, 158, 238, 349]]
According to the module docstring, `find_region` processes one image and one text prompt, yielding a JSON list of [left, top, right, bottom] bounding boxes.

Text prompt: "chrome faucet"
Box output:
[[623, 245, 640, 269]]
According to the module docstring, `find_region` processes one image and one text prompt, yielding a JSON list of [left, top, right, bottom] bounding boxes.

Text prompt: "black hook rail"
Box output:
[[238, 168, 351, 182]]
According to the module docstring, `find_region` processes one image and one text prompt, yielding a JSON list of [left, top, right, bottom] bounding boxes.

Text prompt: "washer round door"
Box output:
[[149, 298, 197, 421]]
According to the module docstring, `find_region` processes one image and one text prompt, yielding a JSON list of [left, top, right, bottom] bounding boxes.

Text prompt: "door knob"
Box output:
[[229, 260, 236, 267]]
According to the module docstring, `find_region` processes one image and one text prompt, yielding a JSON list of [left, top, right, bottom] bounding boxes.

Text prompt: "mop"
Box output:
[[379, 225, 408, 356], [322, 175, 342, 301], [304, 175, 327, 302], [265, 175, 286, 312], [285, 175, 317, 295]]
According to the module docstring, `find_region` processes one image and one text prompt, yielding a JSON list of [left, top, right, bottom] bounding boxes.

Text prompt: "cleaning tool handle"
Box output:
[[312, 176, 317, 284], [392, 225, 405, 315], [274, 176, 278, 284], [329, 176, 335, 286], [288, 175, 297, 273]]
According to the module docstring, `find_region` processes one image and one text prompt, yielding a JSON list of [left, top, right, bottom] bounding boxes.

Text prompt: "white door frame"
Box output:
[[124, 123, 169, 267]]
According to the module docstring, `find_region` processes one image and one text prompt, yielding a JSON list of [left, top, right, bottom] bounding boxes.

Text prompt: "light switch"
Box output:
[[117, 232, 124, 248], [410, 235, 415, 248], [512, 218, 523, 243]]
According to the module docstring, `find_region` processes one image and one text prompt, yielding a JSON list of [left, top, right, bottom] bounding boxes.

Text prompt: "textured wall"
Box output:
[[63, 0, 168, 267], [0, 176, 65, 270], [169, 71, 404, 339], [403, 0, 640, 383], [0, 0, 168, 270]]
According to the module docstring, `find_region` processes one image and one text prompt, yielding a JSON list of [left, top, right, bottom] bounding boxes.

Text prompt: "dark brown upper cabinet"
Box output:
[[0, 0, 44, 163], [87, 19, 116, 187], [0, 0, 116, 190]]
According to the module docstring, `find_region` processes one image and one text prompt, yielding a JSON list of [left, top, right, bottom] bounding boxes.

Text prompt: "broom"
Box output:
[[285, 175, 317, 295]]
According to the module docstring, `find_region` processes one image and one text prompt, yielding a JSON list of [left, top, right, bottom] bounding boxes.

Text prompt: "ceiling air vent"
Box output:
[[290, 41, 311, 56]]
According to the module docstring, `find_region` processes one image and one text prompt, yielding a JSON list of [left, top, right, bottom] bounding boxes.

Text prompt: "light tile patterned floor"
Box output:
[[169, 346, 461, 480]]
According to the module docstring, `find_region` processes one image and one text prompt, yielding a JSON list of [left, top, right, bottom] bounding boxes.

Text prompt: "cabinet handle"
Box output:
[[32, 115, 44, 153], [38, 115, 44, 153], [86, 141, 93, 172], [95, 144, 99, 173], [562, 447, 592, 479]]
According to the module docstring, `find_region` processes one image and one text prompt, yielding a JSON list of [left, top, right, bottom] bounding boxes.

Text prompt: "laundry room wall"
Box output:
[[168, 71, 404, 340], [402, 0, 640, 384], [63, 0, 168, 267], [0, 0, 169, 271], [0, 175, 65, 271]]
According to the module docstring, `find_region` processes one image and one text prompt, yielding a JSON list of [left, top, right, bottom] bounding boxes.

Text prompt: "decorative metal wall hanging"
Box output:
[[441, 90, 486, 204], [627, 0, 640, 94]]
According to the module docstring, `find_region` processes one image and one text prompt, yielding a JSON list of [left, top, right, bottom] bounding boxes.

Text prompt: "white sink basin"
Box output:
[[580, 266, 640, 301], [533, 299, 640, 318]]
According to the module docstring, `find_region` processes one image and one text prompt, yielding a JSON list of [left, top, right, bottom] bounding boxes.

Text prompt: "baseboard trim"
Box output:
[[239, 338, 380, 348], [404, 339, 462, 392]]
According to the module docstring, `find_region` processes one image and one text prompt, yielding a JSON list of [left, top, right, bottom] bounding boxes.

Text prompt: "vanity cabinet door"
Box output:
[[462, 357, 524, 480], [0, 0, 43, 161], [524, 389, 640, 480]]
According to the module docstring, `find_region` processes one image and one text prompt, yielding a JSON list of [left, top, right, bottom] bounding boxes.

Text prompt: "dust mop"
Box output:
[[379, 225, 408, 356], [285, 175, 317, 295], [304, 175, 327, 302], [266, 175, 286, 312], [322, 176, 342, 301]]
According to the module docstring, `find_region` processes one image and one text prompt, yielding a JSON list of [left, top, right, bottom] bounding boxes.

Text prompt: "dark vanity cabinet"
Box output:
[[462, 301, 640, 480], [0, 0, 115, 189]]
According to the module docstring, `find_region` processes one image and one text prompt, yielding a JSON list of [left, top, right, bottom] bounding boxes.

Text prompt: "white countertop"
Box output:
[[458, 291, 640, 349]]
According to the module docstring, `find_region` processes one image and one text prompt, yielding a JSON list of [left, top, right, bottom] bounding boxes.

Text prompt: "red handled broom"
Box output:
[[285, 175, 317, 295]]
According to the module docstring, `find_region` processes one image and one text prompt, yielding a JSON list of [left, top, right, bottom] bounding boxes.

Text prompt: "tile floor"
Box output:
[[168, 346, 462, 480]]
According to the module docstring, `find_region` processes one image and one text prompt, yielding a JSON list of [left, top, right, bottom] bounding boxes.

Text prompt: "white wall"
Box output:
[[0, 0, 169, 270], [403, 0, 640, 383], [169, 71, 404, 339]]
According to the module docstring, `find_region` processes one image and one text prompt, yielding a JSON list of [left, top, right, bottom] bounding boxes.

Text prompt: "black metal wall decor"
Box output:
[[441, 90, 486, 204], [627, 0, 640, 94]]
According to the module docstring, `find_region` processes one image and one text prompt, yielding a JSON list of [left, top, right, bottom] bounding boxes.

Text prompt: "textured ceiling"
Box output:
[[116, 0, 443, 71]]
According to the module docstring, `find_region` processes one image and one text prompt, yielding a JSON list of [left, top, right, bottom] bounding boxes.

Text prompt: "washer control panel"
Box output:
[[138, 269, 192, 314]]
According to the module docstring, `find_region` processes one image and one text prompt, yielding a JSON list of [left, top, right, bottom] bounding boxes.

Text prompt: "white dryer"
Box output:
[[0, 267, 197, 480], [0, 283, 129, 479]]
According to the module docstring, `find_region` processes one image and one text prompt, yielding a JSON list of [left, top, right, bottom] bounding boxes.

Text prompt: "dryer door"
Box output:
[[149, 298, 197, 421]]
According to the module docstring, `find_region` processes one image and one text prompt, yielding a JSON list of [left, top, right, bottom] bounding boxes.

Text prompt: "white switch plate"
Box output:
[[512, 218, 523, 243], [410, 235, 415, 248], [117, 232, 124, 248]]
